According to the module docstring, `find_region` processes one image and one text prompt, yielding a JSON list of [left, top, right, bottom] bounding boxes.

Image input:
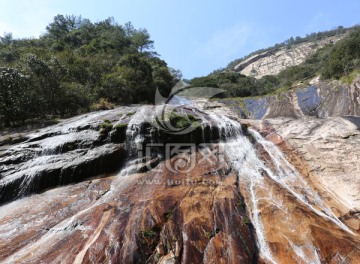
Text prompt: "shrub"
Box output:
[[91, 98, 115, 111], [165, 112, 200, 129], [0, 67, 34, 127], [114, 122, 128, 129]]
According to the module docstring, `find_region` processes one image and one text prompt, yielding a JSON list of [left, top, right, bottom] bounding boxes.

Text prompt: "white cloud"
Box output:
[[197, 22, 251, 63]]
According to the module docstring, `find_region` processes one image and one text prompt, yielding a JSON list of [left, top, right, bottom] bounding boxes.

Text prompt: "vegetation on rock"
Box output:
[[190, 25, 360, 98], [0, 15, 180, 127]]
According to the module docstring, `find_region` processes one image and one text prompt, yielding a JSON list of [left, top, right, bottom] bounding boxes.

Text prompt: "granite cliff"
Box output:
[[0, 97, 360, 263], [234, 34, 345, 78], [215, 76, 360, 119]]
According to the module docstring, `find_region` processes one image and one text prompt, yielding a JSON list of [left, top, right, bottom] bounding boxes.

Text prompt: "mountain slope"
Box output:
[[190, 25, 360, 99], [234, 34, 345, 78]]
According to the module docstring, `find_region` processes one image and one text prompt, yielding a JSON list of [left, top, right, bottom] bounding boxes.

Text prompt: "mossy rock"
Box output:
[[97, 120, 114, 141], [164, 112, 201, 130], [110, 122, 128, 143], [125, 111, 136, 117], [99, 121, 113, 131]]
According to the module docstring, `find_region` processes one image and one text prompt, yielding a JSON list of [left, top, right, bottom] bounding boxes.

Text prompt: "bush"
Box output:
[[321, 27, 360, 79], [0, 68, 34, 126], [164, 112, 199, 129], [91, 98, 115, 111], [99, 120, 113, 136], [58, 82, 92, 115], [0, 15, 176, 126]]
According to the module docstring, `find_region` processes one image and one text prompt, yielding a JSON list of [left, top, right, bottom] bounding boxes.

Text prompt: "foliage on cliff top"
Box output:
[[0, 15, 180, 127], [190, 25, 360, 99], [224, 25, 351, 72]]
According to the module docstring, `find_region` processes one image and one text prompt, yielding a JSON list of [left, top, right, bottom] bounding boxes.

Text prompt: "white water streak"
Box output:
[[213, 115, 276, 263], [249, 129, 354, 235], [213, 115, 355, 262]]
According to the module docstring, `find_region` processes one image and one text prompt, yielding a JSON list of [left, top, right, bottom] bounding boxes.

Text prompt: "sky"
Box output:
[[0, 0, 359, 79]]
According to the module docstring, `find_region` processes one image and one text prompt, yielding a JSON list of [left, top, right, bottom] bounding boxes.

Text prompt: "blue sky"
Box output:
[[0, 0, 359, 79]]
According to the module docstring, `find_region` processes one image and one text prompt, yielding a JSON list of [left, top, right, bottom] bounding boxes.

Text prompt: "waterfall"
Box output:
[[249, 129, 354, 235], [122, 106, 355, 263], [1, 103, 357, 263], [219, 125, 276, 263], [207, 113, 242, 140], [120, 106, 163, 177], [125, 107, 148, 159], [211, 115, 355, 263]]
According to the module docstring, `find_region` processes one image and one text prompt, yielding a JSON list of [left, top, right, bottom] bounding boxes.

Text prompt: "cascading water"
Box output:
[[0, 109, 122, 202], [120, 106, 158, 177], [1, 100, 360, 264], [207, 113, 357, 263], [249, 129, 355, 235], [211, 116, 276, 263], [113, 103, 357, 262]]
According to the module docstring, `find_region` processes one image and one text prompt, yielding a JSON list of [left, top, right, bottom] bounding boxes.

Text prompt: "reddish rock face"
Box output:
[[252, 121, 360, 263], [0, 151, 258, 263], [1, 105, 360, 264]]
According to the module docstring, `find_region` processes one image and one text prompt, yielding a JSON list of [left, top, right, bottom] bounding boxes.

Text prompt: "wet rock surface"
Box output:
[[218, 77, 360, 120], [0, 105, 233, 205], [0, 151, 259, 263], [197, 99, 360, 262], [251, 126, 360, 263], [0, 108, 132, 205], [1, 102, 360, 263], [261, 116, 360, 211]]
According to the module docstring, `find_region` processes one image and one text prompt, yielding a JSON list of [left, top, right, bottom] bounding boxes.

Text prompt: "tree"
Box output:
[[321, 27, 360, 79], [25, 54, 62, 115], [0, 14, 173, 125], [46, 14, 69, 42], [153, 66, 174, 98], [190, 76, 219, 88], [257, 75, 280, 95], [0, 68, 34, 126], [58, 82, 91, 115], [65, 14, 82, 30], [169, 68, 183, 82], [124, 21, 136, 36], [100, 73, 129, 104], [0, 32, 13, 45], [131, 29, 154, 52], [117, 54, 155, 103]]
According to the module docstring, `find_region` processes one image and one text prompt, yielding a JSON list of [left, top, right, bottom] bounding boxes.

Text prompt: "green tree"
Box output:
[[169, 68, 183, 82], [131, 29, 154, 52], [99, 73, 129, 104], [190, 76, 219, 88], [117, 54, 154, 103], [321, 28, 360, 79], [0, 14, 174, 126], [58, 82, 91, 115], [153, 66, 174, 98], [0, 68, 34, 126], [0, 32, 13, 45], [46, 14, 69, 43], [25, 54, 62, 115]]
